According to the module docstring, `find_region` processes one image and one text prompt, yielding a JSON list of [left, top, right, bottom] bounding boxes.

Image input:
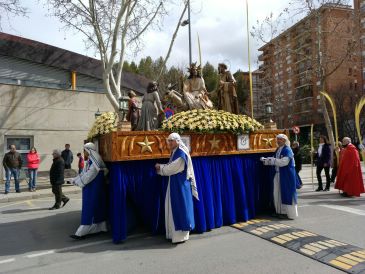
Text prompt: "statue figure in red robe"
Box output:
[[335, 137, 365, 197]]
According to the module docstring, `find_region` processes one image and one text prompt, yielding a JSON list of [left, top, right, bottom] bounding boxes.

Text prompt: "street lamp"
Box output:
[[265, 102, 273, 122], [181, 0, 192, 65], [264, 102, 277, 130], [94, 108, 102, 119], [118, 94, 129, 121]]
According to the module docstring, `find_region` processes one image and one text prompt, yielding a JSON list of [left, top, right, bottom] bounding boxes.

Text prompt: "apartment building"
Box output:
[[258, 4, 361, 129]]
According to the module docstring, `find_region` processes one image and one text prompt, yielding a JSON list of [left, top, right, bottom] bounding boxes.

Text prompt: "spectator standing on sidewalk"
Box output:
[[314, 136, 332, 192], [61, 144, 73, 184], [2, 145, 22, 194], [49, 149, 69, 210], [27, 147, 40, 192], [77, 153, 84, 174]]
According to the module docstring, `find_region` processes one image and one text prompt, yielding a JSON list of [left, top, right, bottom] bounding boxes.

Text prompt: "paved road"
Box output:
[[0, 165, 364, 274]]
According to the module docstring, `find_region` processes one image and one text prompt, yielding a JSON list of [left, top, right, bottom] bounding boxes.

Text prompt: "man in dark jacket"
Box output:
[[2, 145, 22, 194], [49, 149, 69, 210], [61, 144, 73, 169], [315, 136, 332, 191]]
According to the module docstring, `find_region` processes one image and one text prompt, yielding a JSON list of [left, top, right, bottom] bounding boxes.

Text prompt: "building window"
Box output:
[[4, 136, 34, 170], [348, 68, 352, 76]]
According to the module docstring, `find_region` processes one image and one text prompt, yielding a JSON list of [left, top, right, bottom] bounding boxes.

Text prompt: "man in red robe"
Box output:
[[335, 137, 364, 197]]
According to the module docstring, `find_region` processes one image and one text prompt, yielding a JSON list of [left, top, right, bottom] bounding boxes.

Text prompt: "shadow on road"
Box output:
[[2, 208, 49, 214], [0, 210, 186, 257]]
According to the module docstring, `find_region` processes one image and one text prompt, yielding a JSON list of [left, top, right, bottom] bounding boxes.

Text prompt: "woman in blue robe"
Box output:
[[261, 134, 299, 219], [155, 133, 199, 244], [70, 142, 108, 239]]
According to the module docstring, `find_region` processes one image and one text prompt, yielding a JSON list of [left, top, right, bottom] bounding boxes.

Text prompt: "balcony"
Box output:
[[295, 85, 313, 100], [293, 97, 314, 114]]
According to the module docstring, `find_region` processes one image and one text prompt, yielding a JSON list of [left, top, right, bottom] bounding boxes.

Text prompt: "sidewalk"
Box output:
[[0, 175, 81, 203]]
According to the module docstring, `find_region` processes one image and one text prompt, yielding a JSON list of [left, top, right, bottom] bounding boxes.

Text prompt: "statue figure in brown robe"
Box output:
[[217, 63, 239, 114]]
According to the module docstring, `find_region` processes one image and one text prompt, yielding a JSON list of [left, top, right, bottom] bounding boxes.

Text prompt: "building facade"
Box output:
[[258, 4, 362, 129], [0, 33, 149, 180], [241, 70, 266, 120]]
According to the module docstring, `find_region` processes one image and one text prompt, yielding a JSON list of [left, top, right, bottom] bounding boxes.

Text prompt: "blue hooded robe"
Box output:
[[275, 146, 299, 205], [168, 148, 195, 231]]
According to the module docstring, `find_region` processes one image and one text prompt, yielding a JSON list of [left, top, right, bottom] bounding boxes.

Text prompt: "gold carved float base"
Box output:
[[98, 130, 287, 162]]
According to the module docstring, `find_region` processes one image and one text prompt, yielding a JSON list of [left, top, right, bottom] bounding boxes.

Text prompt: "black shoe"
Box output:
[[16, 190, 21, 193], [4, 191, 8, 195], [315, 187, 323, 192], [62, 198, 70, 207], [278, 214, 288, 219], [48, 205, 60, 210], [324, 187, 330, 191], [341, 192, 350, 197], [70, 235, 85, 240], [66, 181, 71, 184]]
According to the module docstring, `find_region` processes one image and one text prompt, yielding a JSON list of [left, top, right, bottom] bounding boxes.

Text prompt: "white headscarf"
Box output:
[[276, 134, 290, 147], [84, 142, 106, 172], [167, 133, 199, 201]]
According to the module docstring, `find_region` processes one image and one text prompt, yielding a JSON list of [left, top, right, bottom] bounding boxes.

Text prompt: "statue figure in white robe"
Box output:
[[155, 133, 199, 244], [70, 143, 108, 239], [182, 63, 213, 110], [261, 134, 299, 220]]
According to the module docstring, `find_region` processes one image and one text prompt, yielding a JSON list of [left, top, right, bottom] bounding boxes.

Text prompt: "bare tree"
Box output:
[[0, 0, 27, 29], [47, 0, 188, 120], [252, 0, 360, 149]]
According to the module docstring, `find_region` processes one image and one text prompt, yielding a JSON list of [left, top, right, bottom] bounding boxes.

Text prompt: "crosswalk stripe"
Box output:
[[342, 254, 365, 263], [330, 259, 353, 270], [336, 256, 359, 266]]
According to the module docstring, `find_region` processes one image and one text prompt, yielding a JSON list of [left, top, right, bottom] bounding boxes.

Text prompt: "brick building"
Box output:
[[258, 4, 361, 130], [240, 70, 266, 120]]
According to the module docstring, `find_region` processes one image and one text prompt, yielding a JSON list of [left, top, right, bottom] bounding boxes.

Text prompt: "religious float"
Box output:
[[88, 109, 286, 243]]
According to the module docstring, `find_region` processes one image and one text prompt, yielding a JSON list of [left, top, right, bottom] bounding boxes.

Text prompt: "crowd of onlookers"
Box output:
[[2, 144, 84, 195], [292, 136, 365, 197]]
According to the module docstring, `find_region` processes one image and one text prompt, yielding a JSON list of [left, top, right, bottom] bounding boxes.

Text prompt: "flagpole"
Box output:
[[246, 0, 254, 119]]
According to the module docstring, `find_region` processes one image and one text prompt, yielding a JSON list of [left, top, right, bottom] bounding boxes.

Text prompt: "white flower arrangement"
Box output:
[[161, 109, 263, 135], [87, 112, 118, 140]]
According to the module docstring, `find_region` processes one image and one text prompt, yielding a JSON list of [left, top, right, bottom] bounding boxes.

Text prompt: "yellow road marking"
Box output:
[[330, 259, 352, 270], [268, 224, 281, 229], [250, 230, 263, 235], [342, 254, 365, 263], [300, 248, 315, 256], [300, 231, 317, 237], [317, 241, 335, 248], [303, 244, 321, 253], [282, 233, 299, 240], [232, 223, 247, 229], [276, 235, 293, 242], [352, 252, 365, 259], [292, 232, 309, 238], [336, 256, 358, 266], [328, 240, 346, 246], [357, 250, 365, 255], [310, 243, 328, 250], [271, 237, 287, 244]]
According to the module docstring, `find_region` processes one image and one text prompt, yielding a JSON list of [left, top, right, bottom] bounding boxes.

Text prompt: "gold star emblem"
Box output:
[[137, 136, 155, 153], [209, 136, 221, 150], [262, 138, 274, 148]]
